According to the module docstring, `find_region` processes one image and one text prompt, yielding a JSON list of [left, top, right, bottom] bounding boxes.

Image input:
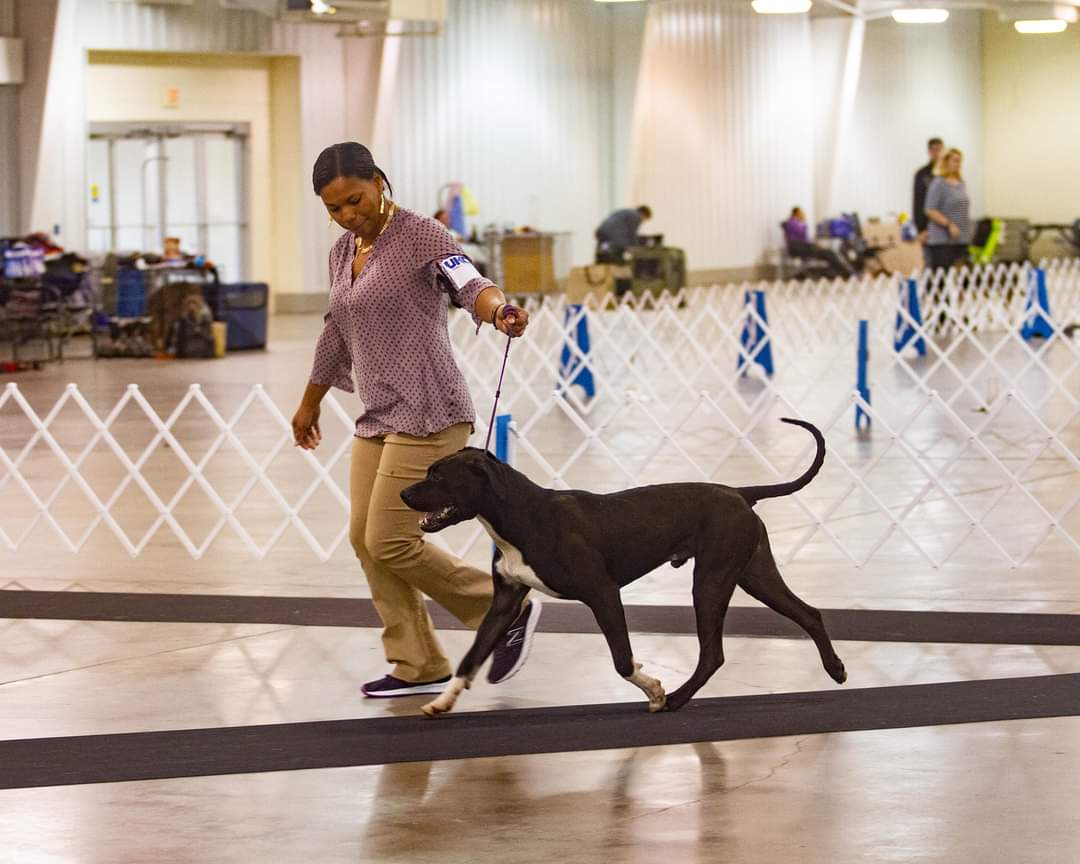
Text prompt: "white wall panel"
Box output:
[[627, 0, 816, 272], [378, 0, 614, 266], [983, 14, 1079, 225], [0, 0, 17, 234], [832, 12, 984, 222]]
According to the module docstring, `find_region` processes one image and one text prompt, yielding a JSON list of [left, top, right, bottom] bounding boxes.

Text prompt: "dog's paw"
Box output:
[[663, 693, 689, 712], [829, 660, 847, 685], [648, 693, 667, 713], [421, 700, 445, 717], [421, 676, 468, 716]]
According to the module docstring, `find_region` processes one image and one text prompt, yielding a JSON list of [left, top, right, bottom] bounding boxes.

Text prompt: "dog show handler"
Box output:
[[291, 142, 541, 698]]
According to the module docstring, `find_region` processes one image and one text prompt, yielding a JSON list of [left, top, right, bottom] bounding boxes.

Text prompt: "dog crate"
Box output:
[[210, 282, 268, 350]]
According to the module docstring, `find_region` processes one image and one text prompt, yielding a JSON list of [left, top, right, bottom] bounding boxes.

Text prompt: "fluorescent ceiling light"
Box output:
[[752, 0, 813, 14], [892, 8, 949, 23], [309, 0, 336, 14], [1014, 19, 1068, 32]]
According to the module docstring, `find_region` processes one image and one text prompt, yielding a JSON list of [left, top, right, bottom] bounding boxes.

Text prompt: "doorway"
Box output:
[[87, 122, 250, 282]]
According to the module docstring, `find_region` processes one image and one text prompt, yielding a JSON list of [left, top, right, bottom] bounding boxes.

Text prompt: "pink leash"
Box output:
[[484, 332, 513, 453], [483, 305, 516, 453]]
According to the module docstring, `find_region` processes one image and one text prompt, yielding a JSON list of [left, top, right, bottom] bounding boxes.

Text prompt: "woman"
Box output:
[[924, 148, 971, 272], [292, 142, 540, 698], [781, 206, 854, 278]]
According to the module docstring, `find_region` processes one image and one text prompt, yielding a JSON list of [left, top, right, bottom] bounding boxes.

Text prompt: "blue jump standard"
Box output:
[[559, 303, 596, 398], [737, 289, 774, 377]]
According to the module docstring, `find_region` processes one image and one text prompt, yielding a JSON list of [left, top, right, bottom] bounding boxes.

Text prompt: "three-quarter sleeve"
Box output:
[[310, 238, 354, 392], [413, 218, 494, 328], [924, 178, 944, 213], [310, 312, 354, 393]]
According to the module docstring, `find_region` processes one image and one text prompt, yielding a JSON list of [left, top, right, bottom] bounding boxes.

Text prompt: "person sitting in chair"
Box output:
[[782, 207, 853, 278]]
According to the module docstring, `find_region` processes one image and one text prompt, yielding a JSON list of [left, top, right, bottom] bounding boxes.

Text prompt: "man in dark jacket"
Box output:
[[913, 137, 944, 242], [595, 205, 652, 263]]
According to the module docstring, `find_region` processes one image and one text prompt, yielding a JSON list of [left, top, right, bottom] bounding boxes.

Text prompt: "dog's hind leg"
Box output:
[[738, 531, 847, 685], [422, 580, 529, 716], [587, 586, 666, 712], [664, 563, 739, 712]]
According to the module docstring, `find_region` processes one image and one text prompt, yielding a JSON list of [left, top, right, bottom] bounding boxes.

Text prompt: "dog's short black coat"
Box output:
[[400, 418, 846, 714]]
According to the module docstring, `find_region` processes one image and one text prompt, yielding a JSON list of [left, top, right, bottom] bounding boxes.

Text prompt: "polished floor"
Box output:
[[2, 314, 1079, 863]]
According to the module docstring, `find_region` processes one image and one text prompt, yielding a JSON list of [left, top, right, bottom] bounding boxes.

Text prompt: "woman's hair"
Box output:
[[934, 148, 963, 180], [312, 142, 394, 196]]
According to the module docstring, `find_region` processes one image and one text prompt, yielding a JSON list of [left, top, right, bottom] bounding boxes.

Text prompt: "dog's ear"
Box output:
[[470, 454, 509, 505]]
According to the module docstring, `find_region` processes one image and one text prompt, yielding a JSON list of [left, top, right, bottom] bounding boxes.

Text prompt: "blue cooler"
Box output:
[[217, 282, 268, 350]]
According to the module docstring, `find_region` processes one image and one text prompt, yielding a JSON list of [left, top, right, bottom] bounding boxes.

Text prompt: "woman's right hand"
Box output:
[[292, 403, 322, 450], [947, 222, 961, 240]]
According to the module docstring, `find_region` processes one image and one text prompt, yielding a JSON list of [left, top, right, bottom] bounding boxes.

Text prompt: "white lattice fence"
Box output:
[[2, 261, 1078, 569]]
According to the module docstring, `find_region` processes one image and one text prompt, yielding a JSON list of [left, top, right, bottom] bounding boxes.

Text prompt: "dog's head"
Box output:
[[400, 447, 509, 533]]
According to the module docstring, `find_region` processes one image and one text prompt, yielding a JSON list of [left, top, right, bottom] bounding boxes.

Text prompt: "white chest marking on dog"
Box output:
[[477, 517, 563, 598]]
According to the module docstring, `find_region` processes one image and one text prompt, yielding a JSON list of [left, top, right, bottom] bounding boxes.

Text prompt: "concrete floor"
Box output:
[[1, 313, 1079, 862]]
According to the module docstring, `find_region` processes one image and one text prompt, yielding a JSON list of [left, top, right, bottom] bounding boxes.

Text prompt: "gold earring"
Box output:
[[379, 196, 385, 215]]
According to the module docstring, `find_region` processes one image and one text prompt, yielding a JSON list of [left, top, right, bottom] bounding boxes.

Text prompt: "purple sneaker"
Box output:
[[487, 597, 543, 684], [361, 674, 450, 698]]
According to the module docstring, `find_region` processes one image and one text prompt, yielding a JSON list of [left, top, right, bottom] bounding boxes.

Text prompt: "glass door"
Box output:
[[86, 123, 249, 281]]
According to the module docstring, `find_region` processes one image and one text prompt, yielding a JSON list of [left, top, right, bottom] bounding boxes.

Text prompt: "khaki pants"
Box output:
[[350, 423, 492, 683]]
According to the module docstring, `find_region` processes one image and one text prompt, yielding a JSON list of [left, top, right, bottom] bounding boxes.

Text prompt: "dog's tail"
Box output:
[[736, 418, 825, 506]]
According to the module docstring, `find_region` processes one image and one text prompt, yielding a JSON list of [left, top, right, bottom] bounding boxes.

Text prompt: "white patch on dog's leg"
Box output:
[[624, 660, 667, 712], [421, 676, 470, 717]]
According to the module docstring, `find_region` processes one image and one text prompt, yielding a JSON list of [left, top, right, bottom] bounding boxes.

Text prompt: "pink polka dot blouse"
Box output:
[[309, 207, 493, 438]]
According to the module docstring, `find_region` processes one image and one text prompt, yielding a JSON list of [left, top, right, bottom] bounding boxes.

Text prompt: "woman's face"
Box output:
[[945, 153, 962, 176], [320, 175, 383, 235]]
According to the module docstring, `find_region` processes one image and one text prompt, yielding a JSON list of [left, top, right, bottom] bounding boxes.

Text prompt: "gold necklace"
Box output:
[[355, 203, 396, 255]]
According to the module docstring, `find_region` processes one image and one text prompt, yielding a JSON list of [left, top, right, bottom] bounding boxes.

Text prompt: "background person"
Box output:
[[595, 204, 651, 263], [292, 141, 539, 700], [924, 148, 971, 272], [913, 137, 944, 244], [782, 207, 853, 278]]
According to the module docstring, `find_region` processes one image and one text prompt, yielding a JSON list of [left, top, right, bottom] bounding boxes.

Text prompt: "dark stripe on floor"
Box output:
[[2, 589, 1080, 645], [2, 673, 1078, 790]]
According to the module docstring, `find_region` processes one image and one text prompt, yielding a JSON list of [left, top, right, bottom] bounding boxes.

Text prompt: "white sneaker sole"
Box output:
[[362, 680, 450, 698], [489, 596, 543, 685]]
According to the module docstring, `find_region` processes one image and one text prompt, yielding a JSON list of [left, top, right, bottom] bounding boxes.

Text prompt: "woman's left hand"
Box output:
[[495, 303, 529, 338]]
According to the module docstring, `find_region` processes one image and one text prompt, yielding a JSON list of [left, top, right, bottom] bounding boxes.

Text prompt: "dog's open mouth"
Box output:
[[419, 505, 458, 532]]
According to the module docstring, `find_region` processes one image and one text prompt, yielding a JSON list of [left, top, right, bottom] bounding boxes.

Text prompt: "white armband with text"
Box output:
[[437, 255, 482, 293]]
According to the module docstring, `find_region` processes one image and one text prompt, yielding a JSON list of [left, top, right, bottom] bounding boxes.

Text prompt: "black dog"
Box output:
[[400, 418, 846, 715]]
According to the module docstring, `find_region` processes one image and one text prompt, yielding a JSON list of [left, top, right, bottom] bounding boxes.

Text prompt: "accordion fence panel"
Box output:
[[1, 261, 1078, 572]]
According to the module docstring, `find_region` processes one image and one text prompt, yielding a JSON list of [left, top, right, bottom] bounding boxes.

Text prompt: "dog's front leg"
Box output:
[[587, 587, 666, 712], [422, 579, 529, 717]]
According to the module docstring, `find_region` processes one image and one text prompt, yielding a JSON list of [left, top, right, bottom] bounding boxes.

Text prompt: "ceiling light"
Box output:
[[892, 8, 949, 23], [752, 0, 813, 14], [309, 0, 336, 14], [1014, 19, 1068, 32]]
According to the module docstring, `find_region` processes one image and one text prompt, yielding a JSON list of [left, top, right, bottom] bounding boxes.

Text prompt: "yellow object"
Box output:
[[211, 321, 228, 358], [461, 185, 480, 216]]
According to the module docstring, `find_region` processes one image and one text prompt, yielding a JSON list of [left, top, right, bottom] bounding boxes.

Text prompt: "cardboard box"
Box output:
[[863, 221, 923, 275]]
